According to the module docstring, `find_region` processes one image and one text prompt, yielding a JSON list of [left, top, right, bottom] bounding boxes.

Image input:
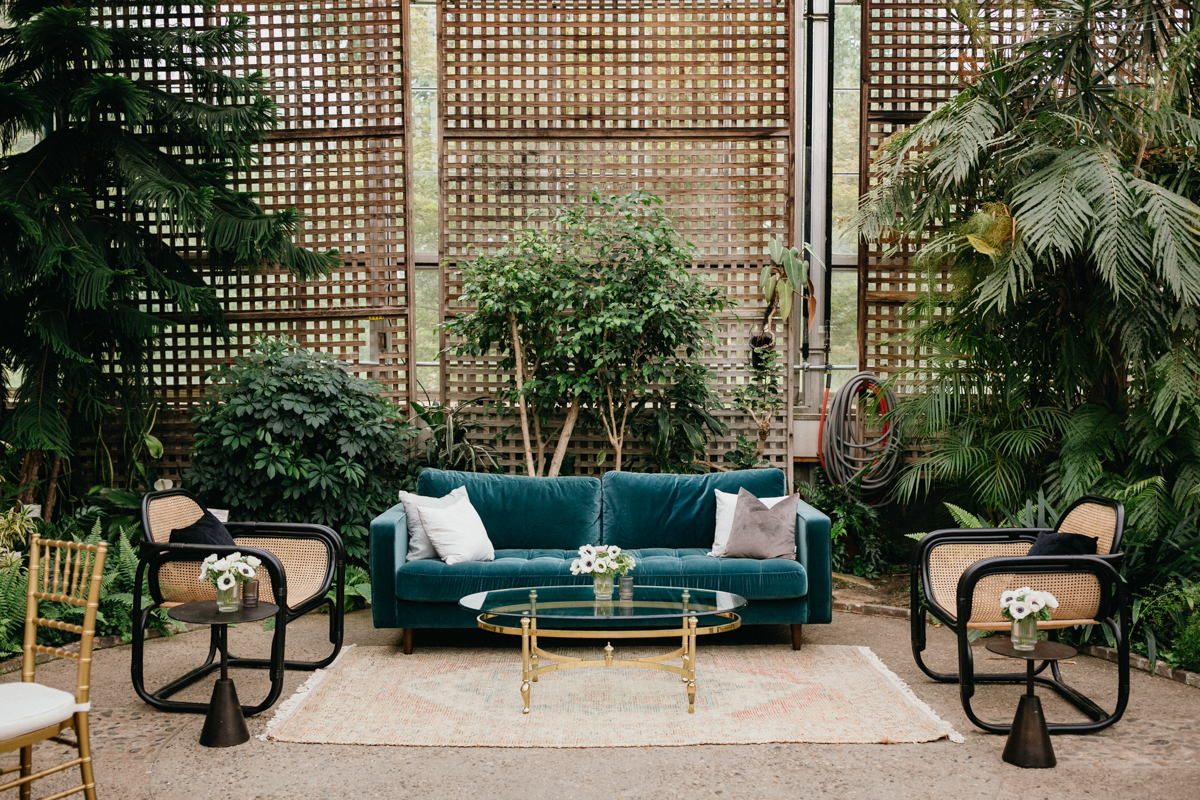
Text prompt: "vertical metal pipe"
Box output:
[[803, 0, 834, 399]]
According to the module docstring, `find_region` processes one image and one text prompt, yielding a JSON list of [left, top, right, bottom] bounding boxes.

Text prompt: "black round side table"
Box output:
[[985, 637, 1077, 769], [168, 600, 278, 748]]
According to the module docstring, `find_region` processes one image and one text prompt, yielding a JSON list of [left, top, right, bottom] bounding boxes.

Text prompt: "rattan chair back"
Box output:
[[925, 497, 1123, 629], [142, 492, 218, 604], [142, 490, 329, 607], [22, 535, 108, 699], [1057, 501, 1120, 555]]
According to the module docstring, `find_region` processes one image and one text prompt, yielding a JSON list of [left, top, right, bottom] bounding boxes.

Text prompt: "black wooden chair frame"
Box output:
[[910, 496, 1130, 735], [132, 490, 345, 716]]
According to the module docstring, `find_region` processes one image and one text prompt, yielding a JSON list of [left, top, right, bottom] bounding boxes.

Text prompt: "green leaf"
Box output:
[[768, 236, 783, 263], [779, 285, 793, 321], [143, 433, 164, 459]]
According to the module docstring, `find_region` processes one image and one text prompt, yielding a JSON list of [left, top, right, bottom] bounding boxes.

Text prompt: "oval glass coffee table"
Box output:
[[459, 585, 746, 714]]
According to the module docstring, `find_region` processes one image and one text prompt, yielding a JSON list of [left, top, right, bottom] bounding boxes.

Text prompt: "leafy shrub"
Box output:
[[187, 338, 416, 564], [0, 520, 179, 662], [1174, 614, 1200, 673], [798, 468, 886, 579], [409, 399, 501, 476]]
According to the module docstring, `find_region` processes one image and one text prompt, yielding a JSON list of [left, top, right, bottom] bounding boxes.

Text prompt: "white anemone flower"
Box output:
[[203, 554, 218, 564], [1027, 594, 1045, 612], [1000, 590, 1017, 607], [216, 573, 236, 591], [236, 563, 256, 579], [1014, 587, 1032, 598], [570, 561, 582, 576], [228, 552, 242, 562], [1044, 592, 1059, 609], [1009, 602, 1030, 620], [579, 555, 596, 573], [579, 544, 596, 559], [607, 545, 622, 557], [211, 558, 229, 573], [245, 556, 261, 568]]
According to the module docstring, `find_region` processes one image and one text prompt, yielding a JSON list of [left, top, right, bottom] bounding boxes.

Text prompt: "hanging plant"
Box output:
[[758, 235, 817, 342]]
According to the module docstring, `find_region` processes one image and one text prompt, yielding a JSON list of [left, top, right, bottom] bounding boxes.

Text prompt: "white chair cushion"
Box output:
[[0, 682, 84, 740]]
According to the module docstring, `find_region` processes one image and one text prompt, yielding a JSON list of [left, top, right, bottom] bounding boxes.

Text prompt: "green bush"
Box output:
[[0, 520, 179, 662], [1175, 614, 1200, 673], [186, 338, 415, 564], [798, 467, 887, 579]]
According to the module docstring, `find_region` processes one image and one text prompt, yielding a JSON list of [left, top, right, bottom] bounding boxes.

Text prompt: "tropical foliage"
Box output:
[[856, 1, 1200, 540], [0, 0, 336, 517], [0, 519, 179, 661], [186, 338, 414, 564], [798, 467, 887, 578]]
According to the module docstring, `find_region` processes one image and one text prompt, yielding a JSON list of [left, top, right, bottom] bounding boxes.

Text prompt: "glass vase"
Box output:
[[216, 582, 241, 612], [592, 572, 614, 600], [1010, 615, 1038, 651]]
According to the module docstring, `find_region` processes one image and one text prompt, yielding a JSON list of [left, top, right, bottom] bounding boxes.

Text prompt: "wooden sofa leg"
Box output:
[[791, 624, 803, 651], [403, 628, 414, 655]]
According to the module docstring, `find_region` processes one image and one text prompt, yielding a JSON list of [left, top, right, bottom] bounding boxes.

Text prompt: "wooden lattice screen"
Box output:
[[858, 0, 960, 391], [437, 0, 796, 474], [98, 1, 415, 484]]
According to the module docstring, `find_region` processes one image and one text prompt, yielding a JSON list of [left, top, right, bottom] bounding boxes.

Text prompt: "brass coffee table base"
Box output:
[[477, 612, 741, 714]]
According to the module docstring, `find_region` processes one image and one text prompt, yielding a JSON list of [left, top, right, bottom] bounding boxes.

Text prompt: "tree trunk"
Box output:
[[42, 454, 62, 522], [756, 419, 770, 456], [509, 314, 536, 476], [547, 396, 582, 477], [17, 450, 43, 505]]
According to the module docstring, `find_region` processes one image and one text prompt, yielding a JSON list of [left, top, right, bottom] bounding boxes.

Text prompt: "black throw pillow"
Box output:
[[1027, 531, 1098, 557], [169, 509, 236, 547]]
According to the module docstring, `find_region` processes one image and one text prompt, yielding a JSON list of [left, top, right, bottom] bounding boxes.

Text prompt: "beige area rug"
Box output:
[[262, 644, 963, 747]]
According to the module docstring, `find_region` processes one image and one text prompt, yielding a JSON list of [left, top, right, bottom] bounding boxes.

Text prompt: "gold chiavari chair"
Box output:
[[0, 534, 107, 800]]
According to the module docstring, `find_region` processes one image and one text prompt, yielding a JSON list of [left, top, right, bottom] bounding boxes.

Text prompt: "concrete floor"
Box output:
[[3, 609, 1199, 800]]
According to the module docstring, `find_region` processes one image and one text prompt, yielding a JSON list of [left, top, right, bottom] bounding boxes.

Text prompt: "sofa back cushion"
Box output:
[[601, 469, 789, 550], [416, 469, 602, 551]]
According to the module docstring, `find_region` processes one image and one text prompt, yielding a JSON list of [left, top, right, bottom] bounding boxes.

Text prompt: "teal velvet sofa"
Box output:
[[370, 468, 832, 653]]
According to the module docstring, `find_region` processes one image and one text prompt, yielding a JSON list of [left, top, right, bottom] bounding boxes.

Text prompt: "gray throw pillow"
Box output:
[[723, 487, 799, 560]]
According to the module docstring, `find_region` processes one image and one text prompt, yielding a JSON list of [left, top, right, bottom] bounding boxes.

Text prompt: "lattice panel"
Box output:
[[92, 1, 412, 487], [859, 0, 959, 385], [442, 0, 790, 132], [863, 0, 959, 117], [443, 136, 791, 259]]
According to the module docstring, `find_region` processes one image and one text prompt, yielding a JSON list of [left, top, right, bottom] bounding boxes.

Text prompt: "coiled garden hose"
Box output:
[[818, 370, 903, 503]]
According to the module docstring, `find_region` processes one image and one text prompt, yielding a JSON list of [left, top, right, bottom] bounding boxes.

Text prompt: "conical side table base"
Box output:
[[200, 678, 250, 748], [1002, 694, 1056, 768]]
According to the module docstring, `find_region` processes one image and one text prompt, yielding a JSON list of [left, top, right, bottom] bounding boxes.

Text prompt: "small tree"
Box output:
[[186, 338, 413, 563], [445, 230, 584, 477], [731, 340, 785, 461], [567, 192, 728, 471]]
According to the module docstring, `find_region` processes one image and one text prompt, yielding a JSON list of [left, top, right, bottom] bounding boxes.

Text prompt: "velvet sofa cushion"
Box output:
[[394, 547, 807, 604], [416, 469, 602, 551], [600, 469, 788, 551]]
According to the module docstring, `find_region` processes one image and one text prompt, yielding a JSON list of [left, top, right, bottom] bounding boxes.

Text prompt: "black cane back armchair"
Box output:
[[133, 489, 345, 715], [911, 496, 1129, 734]]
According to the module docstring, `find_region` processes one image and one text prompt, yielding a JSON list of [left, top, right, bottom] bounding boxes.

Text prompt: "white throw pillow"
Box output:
[[416, 494, 495, 566], [710, 488, 790, 557], [399, 486, 469, 561]]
